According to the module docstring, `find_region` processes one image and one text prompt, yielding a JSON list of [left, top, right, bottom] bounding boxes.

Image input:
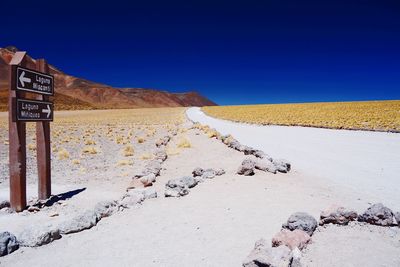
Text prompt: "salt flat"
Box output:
[[187, 107, 400, 210]]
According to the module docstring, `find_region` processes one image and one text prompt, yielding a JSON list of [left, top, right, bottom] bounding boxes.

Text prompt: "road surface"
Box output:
[[187, 107, 400, 209]]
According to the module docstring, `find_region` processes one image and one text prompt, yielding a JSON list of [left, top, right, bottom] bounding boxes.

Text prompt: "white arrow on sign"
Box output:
[[42, 105, 51, 118], [19, 71, 31, 87]]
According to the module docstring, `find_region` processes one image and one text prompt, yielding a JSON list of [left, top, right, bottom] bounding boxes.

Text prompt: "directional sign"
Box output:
[[15, 98, 54, 121], [14, 66, 54, 95]]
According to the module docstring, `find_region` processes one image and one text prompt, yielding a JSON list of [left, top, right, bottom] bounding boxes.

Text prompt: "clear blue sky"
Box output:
[[3, 0, 400, 105]]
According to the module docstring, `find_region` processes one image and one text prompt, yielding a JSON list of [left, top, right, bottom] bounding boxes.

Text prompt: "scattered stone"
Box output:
[[202, 169, 216, 179], [0, 232, 19, 257], [127, 179, 145, 190], [358, 203, 394, 226], [273, 159, 291, 173], [94, 200, 118, 219], [27, 206, 40, 212], [215, 168, 226, 176], [255, 159, 278, 174], [319, 205, 358, 225], [192, 167, 204, 177], [0, 200, 10, 210], [243, 146, 257, 155], [156, 135, 171, 147], [237, 159, 256, 176], [165, 176, 197, 197], [282, 212, 318, 236], [59, 210, 98, 235], [18, 226, 61, 247], [272, 229, 311, 250], [180, 176, 198, 188], [253, 150, 272, 161], [139, 173, 157, 187], [228, 140, 242, 151], [142, 188, 158, 199], [142, 160, 162, 176], [154, 150, 168, 162], [394, 212, 400, 226], [243, 238, 292, 267], [119, 190, 146, 207], [290, 247, 302, 267], [49, 213, 59, 217]]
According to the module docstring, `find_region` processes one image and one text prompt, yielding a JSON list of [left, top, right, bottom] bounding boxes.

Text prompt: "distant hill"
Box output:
[[0, 46, 216, 111]]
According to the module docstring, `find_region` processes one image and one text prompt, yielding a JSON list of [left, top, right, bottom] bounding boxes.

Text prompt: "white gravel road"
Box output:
[[186, 107, 400, 210]]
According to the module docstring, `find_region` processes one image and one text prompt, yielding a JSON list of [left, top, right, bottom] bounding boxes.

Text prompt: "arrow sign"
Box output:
[[19, 71, 31, 87], [14, 66, 54, 95], [42, 105, 51, 118], [15, 98, 54, 122]]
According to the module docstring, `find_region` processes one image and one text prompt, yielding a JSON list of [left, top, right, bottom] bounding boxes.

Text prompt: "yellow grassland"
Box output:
[[203, 100, 400, 132]]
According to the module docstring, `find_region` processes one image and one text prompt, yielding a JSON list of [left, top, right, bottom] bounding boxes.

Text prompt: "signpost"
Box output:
[[14, 66, 54, 95], [15, 99, 54, 121], [9, 52, 54, 211]]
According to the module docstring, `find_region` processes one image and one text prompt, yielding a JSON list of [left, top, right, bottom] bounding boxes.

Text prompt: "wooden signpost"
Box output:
[[9, 52, 54, 211]]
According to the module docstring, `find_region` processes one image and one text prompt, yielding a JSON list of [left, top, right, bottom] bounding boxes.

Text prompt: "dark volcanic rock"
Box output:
[[358, 203, 394, 226]]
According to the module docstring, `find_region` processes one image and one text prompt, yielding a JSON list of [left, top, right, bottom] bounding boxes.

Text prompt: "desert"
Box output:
[[1, 105, 400, 266], [2, 1, 400, 266]]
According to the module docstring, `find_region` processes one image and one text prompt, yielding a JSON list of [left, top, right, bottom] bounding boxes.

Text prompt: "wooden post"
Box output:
[[9, 52, 27, 211], [36, 59, 51, 199]]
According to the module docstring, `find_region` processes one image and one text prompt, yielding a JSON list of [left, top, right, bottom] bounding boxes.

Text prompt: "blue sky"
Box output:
[[3, 0, 400, 105]]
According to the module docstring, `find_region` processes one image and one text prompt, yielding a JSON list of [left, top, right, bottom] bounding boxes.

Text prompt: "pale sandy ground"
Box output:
[[187, 107, 400, 211], [2, 119, 399, 266], [1, 109, 399, 266]]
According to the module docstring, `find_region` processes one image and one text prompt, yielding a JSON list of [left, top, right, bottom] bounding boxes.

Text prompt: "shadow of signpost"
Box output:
[[44, 187, 87, 207]]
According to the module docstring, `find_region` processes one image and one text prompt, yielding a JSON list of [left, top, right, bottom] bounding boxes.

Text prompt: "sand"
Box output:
[[187, 107, 400, 210], [0, 109, 399, 266]]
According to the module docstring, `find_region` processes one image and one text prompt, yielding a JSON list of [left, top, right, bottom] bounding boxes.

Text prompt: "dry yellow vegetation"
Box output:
[[203, 100, 400, 132]]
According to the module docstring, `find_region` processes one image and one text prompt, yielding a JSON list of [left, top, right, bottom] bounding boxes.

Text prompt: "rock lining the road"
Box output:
[[243, 203, 400, 266], [165, 167, 226, 197]]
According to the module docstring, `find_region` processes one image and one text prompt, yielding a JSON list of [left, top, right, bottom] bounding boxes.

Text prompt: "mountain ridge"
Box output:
[[0, 46, 216, 110]]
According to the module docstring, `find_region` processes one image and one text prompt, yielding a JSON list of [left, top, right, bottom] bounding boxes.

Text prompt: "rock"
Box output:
[[319, 205, 358, 225], [394, 212, 400, 226], [142, 160, 162, 176], [0, 200, 10, 210], [273, 159, 291, 173], [272, 229, 311, 250], [94, 200, 118, 219], [358, 203, 394, 226], [142, 188, 158, 199], [127, 178, 145, 190], [253, 150, 272, 161], [202, 169, 216, 179], [154, 150, 168, 162], [243, 238, 292, 267], [237, 159, 256, 176], [156, 135, 171, 147], [180, 176, 198, 188], [282, 212, 318, 236], [192, 167, 204, 177], [120, 190, 146, 207], [165, 176, 197, 197], [0, 232, 19, 257], [59, 210, 98, 235], [290, 247, 302, 267], [139, 173, 157, 187], [243, 146, 257, 155], [255, 159, 278, 174], [27, 206, 40, 212], [19, 226, 61, 247], [228, 140, 241, 150], [215, 168, 226, 176]]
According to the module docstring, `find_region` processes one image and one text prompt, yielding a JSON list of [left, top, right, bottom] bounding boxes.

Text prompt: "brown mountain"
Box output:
[[0, 46, 216, 111]]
